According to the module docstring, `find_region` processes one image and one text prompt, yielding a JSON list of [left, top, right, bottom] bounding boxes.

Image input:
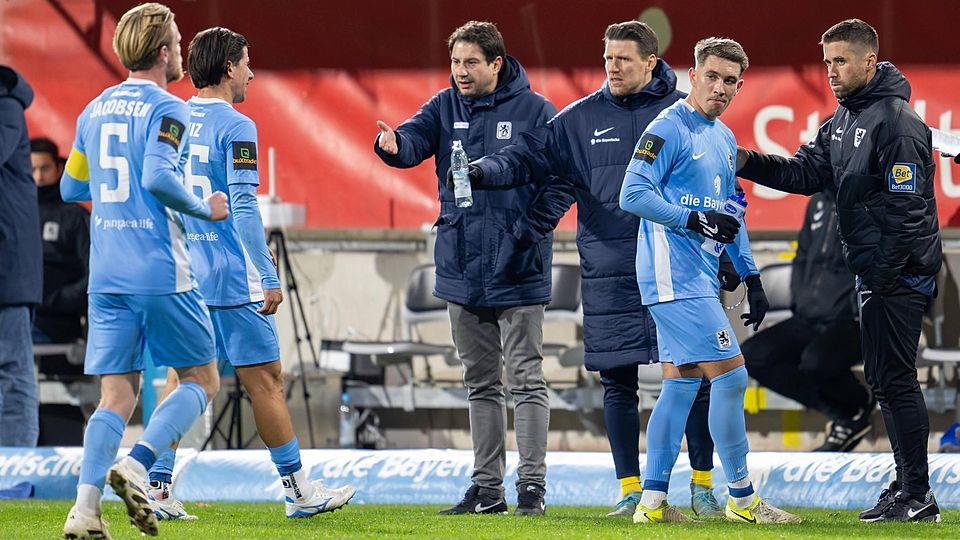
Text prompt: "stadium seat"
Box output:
[[542, 262, 583, 360], [919, 263, 960, 414], [33, 339, 95, 445], [341, 264, 458, 411], [747, 262, 793, 334]]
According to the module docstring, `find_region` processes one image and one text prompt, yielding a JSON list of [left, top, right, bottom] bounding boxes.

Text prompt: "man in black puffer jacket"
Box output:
[[737, 19, 942, 523], [30, 137, 89, 345], [742, 192, 873, 452]]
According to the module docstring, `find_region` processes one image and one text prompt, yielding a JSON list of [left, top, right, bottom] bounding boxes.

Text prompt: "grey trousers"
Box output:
[[447, 302, 549, 495]]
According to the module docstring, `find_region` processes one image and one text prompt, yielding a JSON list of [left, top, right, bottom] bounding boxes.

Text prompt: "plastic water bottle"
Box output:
[[451, 140, 473, 208], [701, 192, 748, 256], [339, 392, 355, 448]]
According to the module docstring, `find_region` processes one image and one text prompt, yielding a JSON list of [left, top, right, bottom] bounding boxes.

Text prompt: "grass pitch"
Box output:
[[3, 500, 954, 539]]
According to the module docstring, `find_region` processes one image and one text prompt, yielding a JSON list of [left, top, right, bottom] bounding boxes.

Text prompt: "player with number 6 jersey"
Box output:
[[144, 27, 355, 522], [182, 93, 277, 305]]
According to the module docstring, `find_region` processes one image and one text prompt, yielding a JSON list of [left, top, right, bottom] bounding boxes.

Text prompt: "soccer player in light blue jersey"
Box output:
[[619, 38, 800, 525], [60, 4, 230, 539], [144, 27, 355, 520]]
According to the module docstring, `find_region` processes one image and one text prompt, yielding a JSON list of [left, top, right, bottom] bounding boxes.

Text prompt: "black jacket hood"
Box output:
[[0, 65, 34, 109], [839, 61, 910, 113]]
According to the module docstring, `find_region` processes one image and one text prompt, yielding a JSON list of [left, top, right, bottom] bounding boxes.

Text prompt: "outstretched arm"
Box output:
[[737, 117, 833, 195], [373, 94, 442, 169]]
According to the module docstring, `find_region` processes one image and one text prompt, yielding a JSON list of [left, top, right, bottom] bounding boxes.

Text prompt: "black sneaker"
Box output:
[[815, 406, 873, 452], [515, 484, 546, 516], [859, 481, 899, 522], [874, 491, 941, 522], [439, 484, 480, 515], [438, 484, 507, 515]]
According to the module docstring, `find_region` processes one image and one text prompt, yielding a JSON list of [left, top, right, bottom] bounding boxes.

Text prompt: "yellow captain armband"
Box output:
[[65, 148, 89, 181]]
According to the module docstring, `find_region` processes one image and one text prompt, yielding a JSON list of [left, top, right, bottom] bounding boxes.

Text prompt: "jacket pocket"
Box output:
[[434, 213, 465, 279], [493, 232, 543, 283]]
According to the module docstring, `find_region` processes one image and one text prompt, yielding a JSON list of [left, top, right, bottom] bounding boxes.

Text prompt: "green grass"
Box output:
[[4, 500, 955, 539]]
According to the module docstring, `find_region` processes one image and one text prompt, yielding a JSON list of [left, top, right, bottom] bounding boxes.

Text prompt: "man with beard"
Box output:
[[737, 18, 942, 523]]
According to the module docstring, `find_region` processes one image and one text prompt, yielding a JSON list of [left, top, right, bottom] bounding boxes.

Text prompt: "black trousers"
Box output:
[[859, 284, 931, 498], [600, 365, 713, 479], [742, 317, 869, 421]]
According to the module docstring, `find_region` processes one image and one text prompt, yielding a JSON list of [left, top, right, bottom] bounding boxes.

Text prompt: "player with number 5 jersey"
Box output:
[[59, 5, 229, 540], [61, 47, 227, 294]]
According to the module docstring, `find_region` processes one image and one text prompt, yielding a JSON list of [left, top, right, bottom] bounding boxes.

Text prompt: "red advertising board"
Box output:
[[5, 1, 960, 230]]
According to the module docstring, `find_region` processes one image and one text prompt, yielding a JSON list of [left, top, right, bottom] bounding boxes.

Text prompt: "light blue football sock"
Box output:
[[149, 448, 176, 484], [78, 408, 126, 490], [132, 381, 207, 471], [709, 366, 751, 484], [642, 377, 701, 493], [268, 436, 303, 476]]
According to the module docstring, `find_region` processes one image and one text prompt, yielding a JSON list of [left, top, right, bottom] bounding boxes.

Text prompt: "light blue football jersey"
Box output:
[[70, 79, 196, 294], [622, 100, 758, 305], [182, 97, 273, 307]]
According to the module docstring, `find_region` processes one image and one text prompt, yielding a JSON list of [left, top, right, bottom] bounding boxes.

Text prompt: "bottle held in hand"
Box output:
[[701, 192, 747, 256], [450, 140, 473, 208]]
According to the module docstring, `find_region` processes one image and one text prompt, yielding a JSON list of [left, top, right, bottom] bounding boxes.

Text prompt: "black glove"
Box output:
[[955, 154, 960, 165], [685, 210, 740, 244], [445, 164, 483, 191], [740, 274, 769, 331], [717, 252, 741, 292]]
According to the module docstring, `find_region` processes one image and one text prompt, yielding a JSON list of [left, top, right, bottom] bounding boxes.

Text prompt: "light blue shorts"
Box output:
[[210, 302, 280, 367], [85, 290, 216, 375], [648, 296, 741, 366]]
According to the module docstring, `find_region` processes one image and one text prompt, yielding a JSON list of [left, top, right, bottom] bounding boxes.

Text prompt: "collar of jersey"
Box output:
[[123, 77, 159, 87], [189, 96, 232, 107], [680, 99, 715, 125]]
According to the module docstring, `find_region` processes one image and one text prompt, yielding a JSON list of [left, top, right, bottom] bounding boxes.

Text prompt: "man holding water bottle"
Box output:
[[373, 21, 556, 516], [619, 37, 798, 524]]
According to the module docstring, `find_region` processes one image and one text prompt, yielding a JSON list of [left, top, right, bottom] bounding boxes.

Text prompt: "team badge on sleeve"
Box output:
[[888, 162, 916, 193], [157, 117, 185, 149], [232, 141, 258, 170], [633, 133, 665, 164]]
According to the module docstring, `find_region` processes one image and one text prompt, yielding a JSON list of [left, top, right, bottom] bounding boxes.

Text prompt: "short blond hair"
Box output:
[[113, 3, 175, 71]]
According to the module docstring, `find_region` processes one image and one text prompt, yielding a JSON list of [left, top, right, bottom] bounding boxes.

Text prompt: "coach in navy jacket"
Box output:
[[374, 56, 555, 307], [0, 65, 41, 447], [374, 22, 556, 515], [469, 22, 722, 516]]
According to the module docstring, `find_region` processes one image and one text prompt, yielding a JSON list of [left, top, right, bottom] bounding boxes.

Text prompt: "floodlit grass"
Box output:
[[4, 500, 955, 539]]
